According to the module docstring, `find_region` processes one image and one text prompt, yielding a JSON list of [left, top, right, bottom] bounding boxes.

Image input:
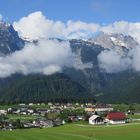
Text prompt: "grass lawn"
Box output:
[[7, 114, 45, 122], [0, 105, 19, 110], [0, 123, 140, 140], [128, 114, 140, 119], [7, 114, 36, 121]]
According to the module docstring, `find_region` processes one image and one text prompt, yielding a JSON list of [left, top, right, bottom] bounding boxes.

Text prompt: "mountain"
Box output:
[[0, 22, 24, 56], [0, 22, 95, 103], [0, 21, 140, 103], [65, 34, 140, 103], [98, 72, 140, 103], [89, 32, 138, 49]]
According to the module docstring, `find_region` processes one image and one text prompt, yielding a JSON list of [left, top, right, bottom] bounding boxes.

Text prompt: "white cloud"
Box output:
[[0, 39, 74, 77], [97, 49, 132, 73], [13, 11, 66, 39], [43, 65, 61, 75], [97, 46, 140, 73], [13, 11, 100, 40], [101, 21, 140, 43], [13, 11, 140, 44]]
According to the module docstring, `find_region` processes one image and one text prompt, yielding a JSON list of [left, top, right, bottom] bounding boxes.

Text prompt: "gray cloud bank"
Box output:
[[98, 46, 140, 73], [0, 39, 74, 77]]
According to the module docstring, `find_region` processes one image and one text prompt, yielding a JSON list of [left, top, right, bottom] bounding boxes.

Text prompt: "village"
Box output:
[[0, 102, 140, 131]]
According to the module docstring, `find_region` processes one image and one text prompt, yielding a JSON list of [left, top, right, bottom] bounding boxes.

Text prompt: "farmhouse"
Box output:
[[89, 115, 104, 125], [85, 107, 95, 113], [94, 103, 113, 112], [105, 112, 126, 124], [0, 110, 7, 115]]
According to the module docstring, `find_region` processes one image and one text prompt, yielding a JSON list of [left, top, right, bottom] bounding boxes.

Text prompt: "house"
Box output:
[[28, 103, 34, 106], [68, 116, 78, 121], [48, 102, 53, 106], [134, 112, 140, 115], [23, 123, 34, 128], [40, 120, 53, 128], [33, 119, 53, 128], [53, 119, 62, 126], [105, 112, 126, 124], [77, 116, 85, 121], [89, 115, 104, 125], [85, 107, 95, 113], [27, 109, 34, 114], [86, 103, 93, 107], [19, 103, 26, 106], [0, 110, 7, 115], [94, 103, 113, 112], [11, 108, 20, 114], [36, 108, 48, 116]]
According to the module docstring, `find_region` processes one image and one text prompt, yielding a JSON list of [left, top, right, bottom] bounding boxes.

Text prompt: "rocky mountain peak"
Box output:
[[0, 21, 24, 56], [88, 32, 139, 50]]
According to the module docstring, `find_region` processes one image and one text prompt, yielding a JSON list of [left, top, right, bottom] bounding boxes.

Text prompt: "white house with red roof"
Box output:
[[105, 112, 126, 124]]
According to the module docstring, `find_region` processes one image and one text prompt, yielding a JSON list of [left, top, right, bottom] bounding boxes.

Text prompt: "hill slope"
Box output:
[[0, 74, 94, 103]]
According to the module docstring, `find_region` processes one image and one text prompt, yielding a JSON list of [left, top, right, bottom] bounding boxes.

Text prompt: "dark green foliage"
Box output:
[[0, 115, 8, 122], [0, 74, 95, 103], [12, 119, 24, 129], [97, 72, 140, 103]]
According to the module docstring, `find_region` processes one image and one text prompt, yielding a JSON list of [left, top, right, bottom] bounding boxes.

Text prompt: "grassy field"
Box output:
[[7, 114, 37, 121], [0, 123, 140, 140], [128, 114, 140, 119]]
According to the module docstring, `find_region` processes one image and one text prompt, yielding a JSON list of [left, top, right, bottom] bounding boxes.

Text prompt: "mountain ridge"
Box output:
[[0, 21, 140, 103]]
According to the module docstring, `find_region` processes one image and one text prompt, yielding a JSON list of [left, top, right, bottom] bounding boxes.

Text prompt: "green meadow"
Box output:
[[0, 123, 140, 140]]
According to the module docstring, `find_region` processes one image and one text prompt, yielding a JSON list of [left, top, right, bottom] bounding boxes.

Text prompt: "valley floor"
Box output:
[[0, 123, 140, 140]]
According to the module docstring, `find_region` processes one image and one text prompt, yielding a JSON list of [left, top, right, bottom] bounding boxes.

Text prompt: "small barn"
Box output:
[[89, 115, 104, 125], [105, 112, 126, 124]]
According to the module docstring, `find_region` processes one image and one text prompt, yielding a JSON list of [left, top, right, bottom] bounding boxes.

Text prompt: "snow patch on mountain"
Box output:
[[110, 37, 125, 46]]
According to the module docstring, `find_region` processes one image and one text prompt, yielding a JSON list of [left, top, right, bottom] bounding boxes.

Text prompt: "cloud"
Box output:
[[101, 21, 140, 43], [97, 45, 140, 73], [13, 11, 140, 44], [13, 11, 100, 40], [0, 39, 74, 77], [97, 49, 132, 73], [13, 11, 66, 39]]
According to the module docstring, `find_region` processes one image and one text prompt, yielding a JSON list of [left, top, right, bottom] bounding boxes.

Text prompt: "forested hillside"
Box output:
[[0, 74, 94, 103]]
